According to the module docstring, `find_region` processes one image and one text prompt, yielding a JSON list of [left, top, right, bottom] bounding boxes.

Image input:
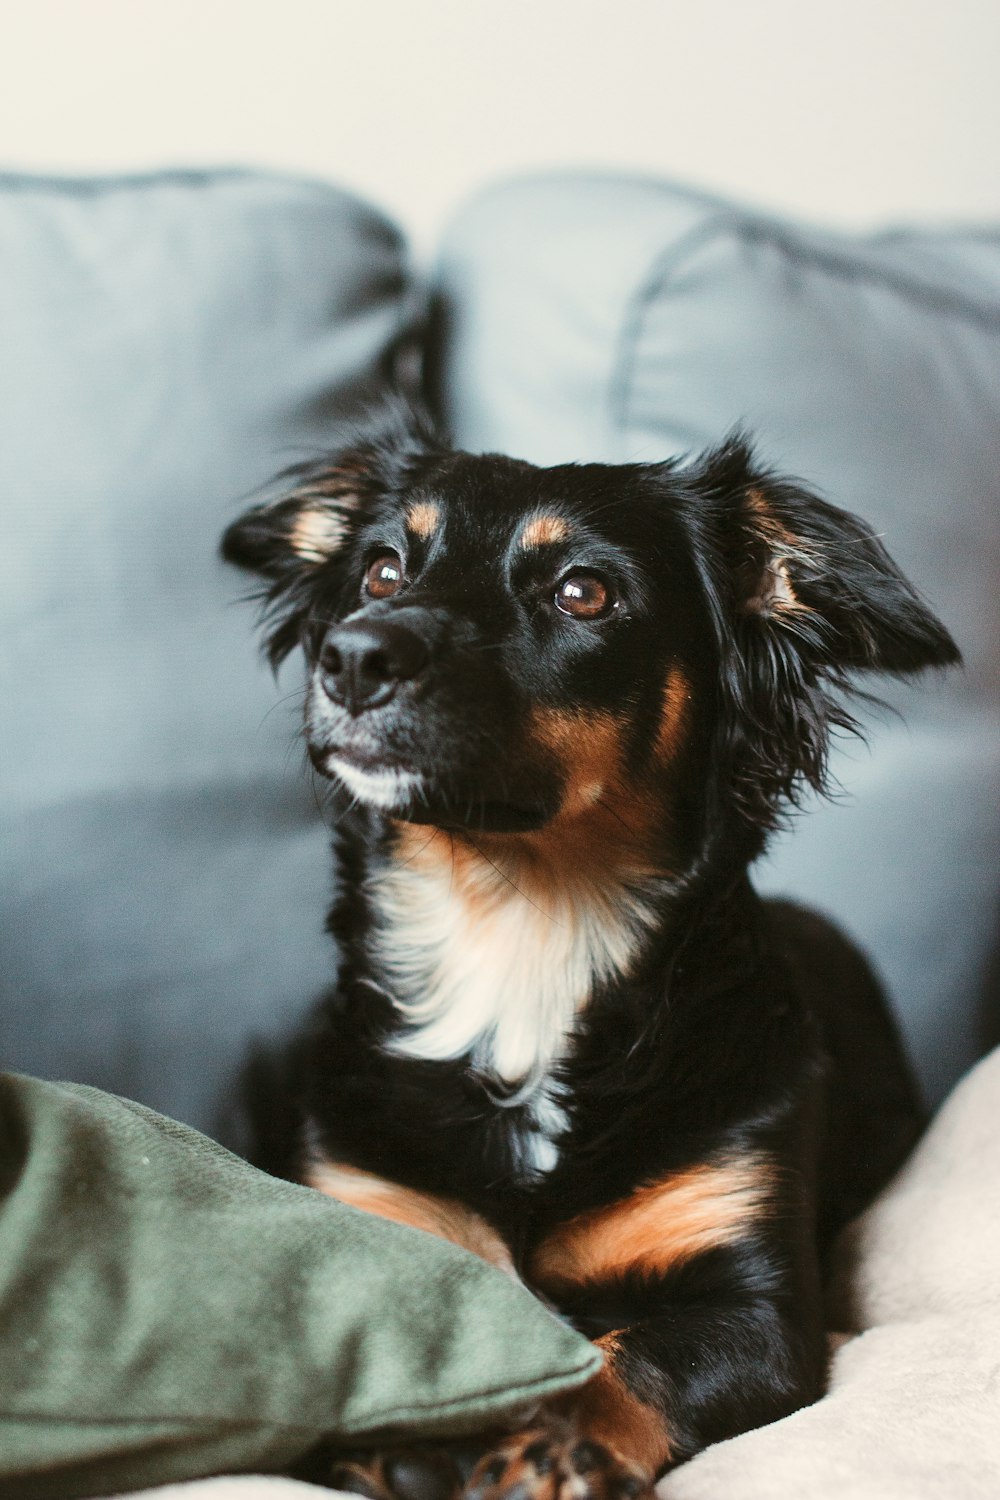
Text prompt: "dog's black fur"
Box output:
[[223, 407, 958, 1497]]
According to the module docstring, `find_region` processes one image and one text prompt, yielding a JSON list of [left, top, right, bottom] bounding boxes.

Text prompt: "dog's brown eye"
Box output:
[[364, 552, 404, 599], [554, 572, 613, 620]]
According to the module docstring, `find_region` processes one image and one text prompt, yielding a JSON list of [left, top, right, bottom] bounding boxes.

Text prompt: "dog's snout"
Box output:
[[319, 616, 432, 714]]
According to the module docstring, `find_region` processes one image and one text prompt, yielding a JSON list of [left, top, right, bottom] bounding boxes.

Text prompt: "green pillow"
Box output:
[[0, 1074, 600, 1500]]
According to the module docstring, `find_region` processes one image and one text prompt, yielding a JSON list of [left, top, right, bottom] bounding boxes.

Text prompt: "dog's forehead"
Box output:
[[398, 454, 620, 553]]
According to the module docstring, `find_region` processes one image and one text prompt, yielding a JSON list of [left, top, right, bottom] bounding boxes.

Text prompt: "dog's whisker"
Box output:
[[307, 762, 341, 834], [594, 791, 645, 842], [395, 827, 442, 871], [254, 685, 308, 736], [463, 834, 563, 926]]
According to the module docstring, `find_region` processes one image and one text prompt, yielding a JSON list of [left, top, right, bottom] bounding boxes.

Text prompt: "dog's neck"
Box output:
[[366, 814, 673, 1086]]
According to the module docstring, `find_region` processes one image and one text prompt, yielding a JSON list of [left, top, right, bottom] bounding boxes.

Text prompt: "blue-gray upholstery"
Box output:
[[2, 166, 997, 1146], [433, 173, 1000, 1104], [0, 170, 420, 1151]]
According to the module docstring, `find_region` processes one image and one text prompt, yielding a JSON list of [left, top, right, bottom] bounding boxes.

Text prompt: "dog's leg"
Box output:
[[459, 1332, 663, 1500], [460, 1153, 823, 1498], [304, 1156, 517, 1276], [462, 1337, 660, 1500]]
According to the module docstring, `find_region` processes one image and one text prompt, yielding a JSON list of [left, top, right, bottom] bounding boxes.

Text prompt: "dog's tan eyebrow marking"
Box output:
[[405, 501, 442, 540], [519, 512, 571, 550], [529, 1155, 773, 1292], [290, 505, 347, 563], [304, 1156, 517, 1277]]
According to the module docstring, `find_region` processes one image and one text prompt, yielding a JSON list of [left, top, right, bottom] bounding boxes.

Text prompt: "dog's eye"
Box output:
[[364, 552, 404, 599], [554, 572, 614, 620]]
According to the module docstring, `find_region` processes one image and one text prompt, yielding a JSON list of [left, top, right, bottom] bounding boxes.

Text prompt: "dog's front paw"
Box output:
[[464, 1424, 653, 1500], [315, 1446, 462, 1500]]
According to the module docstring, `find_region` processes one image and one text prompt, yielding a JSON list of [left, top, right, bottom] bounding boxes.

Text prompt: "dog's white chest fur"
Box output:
[[370, 834, 660, 1162]]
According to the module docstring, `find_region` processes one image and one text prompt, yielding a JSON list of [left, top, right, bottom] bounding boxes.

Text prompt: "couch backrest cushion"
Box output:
[[0, 169, 420, 1150]]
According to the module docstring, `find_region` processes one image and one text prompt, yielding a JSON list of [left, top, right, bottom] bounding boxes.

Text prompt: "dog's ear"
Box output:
[[685, 435, 960, 825], [220, 450, 378, 667], [221, 455, 371, 580], [221, 402, 444, 667], [694, 435, 960, 675]]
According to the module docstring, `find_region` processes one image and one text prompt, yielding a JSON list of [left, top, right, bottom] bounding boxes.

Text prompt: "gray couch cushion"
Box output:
[[433, 172, 1000, 1104], [0, 169, 421, 1150]]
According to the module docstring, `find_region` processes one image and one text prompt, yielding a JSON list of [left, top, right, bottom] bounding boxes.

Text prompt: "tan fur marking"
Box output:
[[567, 1332, 674, 1471], [530, 1156, 772, 1292], [523, 707, 670, 877], [406, 501, 441, 540], [396, 708, 663, 898], [289, 505, 347, 563], [655, 666, 692, 766], [745, 487, 796, 547], [519, 512, 571, 550], [304, 1158, 517, 1276], [743, 487, 814, 616], [758, 558, 800, 611], [529, 706, 626, 823], [473, 704, 665, 902]]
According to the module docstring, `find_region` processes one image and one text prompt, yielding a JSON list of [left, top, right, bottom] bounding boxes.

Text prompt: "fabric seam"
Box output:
[[608, 210, 1000, 454]]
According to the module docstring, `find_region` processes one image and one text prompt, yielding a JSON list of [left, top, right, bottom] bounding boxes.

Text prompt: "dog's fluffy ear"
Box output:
[[221, 459, 369, 579], [220, 451, 378, 668], [222, 401, 442, 577], [686, 435, 960, 826], [221, 402, 443, 667], [695, 434, 960, 675]]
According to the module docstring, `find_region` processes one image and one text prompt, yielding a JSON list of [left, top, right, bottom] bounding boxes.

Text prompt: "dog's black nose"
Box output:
[[318, 616, 431, 713]]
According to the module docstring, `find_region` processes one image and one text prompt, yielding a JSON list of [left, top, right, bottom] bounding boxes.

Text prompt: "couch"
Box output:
[[1, 166, 998, 1497]]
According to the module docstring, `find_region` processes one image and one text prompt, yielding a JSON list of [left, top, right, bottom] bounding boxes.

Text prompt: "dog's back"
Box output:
[[763, 899, 924, 1245]]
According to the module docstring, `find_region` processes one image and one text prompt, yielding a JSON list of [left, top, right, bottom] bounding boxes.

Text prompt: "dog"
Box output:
[[222, 405, 959, 1499]]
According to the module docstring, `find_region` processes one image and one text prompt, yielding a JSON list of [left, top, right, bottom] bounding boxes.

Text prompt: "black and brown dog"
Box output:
[[223, 406, 958, 1498]]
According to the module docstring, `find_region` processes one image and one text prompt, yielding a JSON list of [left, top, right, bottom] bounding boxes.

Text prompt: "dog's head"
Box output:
[[223, 410, 958, 873]]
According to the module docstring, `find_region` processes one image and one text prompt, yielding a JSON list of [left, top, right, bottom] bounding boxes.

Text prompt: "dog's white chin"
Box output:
[[326, 756, 423, 811]]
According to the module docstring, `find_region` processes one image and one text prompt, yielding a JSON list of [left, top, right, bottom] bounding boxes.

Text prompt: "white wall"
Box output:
[[4, 0, 999, 252]]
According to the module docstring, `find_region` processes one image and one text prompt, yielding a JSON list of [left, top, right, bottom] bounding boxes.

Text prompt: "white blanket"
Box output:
[[116, 1048, 1000, 1500]]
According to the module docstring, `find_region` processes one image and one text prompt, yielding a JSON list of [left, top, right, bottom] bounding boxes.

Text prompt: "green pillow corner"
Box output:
[[0, 1073, 602, 1500]]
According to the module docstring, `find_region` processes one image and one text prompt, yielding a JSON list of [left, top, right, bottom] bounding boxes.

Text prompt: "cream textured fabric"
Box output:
[[659, 1046, 1000, 1499], [110, 1483, 321, 1499]]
